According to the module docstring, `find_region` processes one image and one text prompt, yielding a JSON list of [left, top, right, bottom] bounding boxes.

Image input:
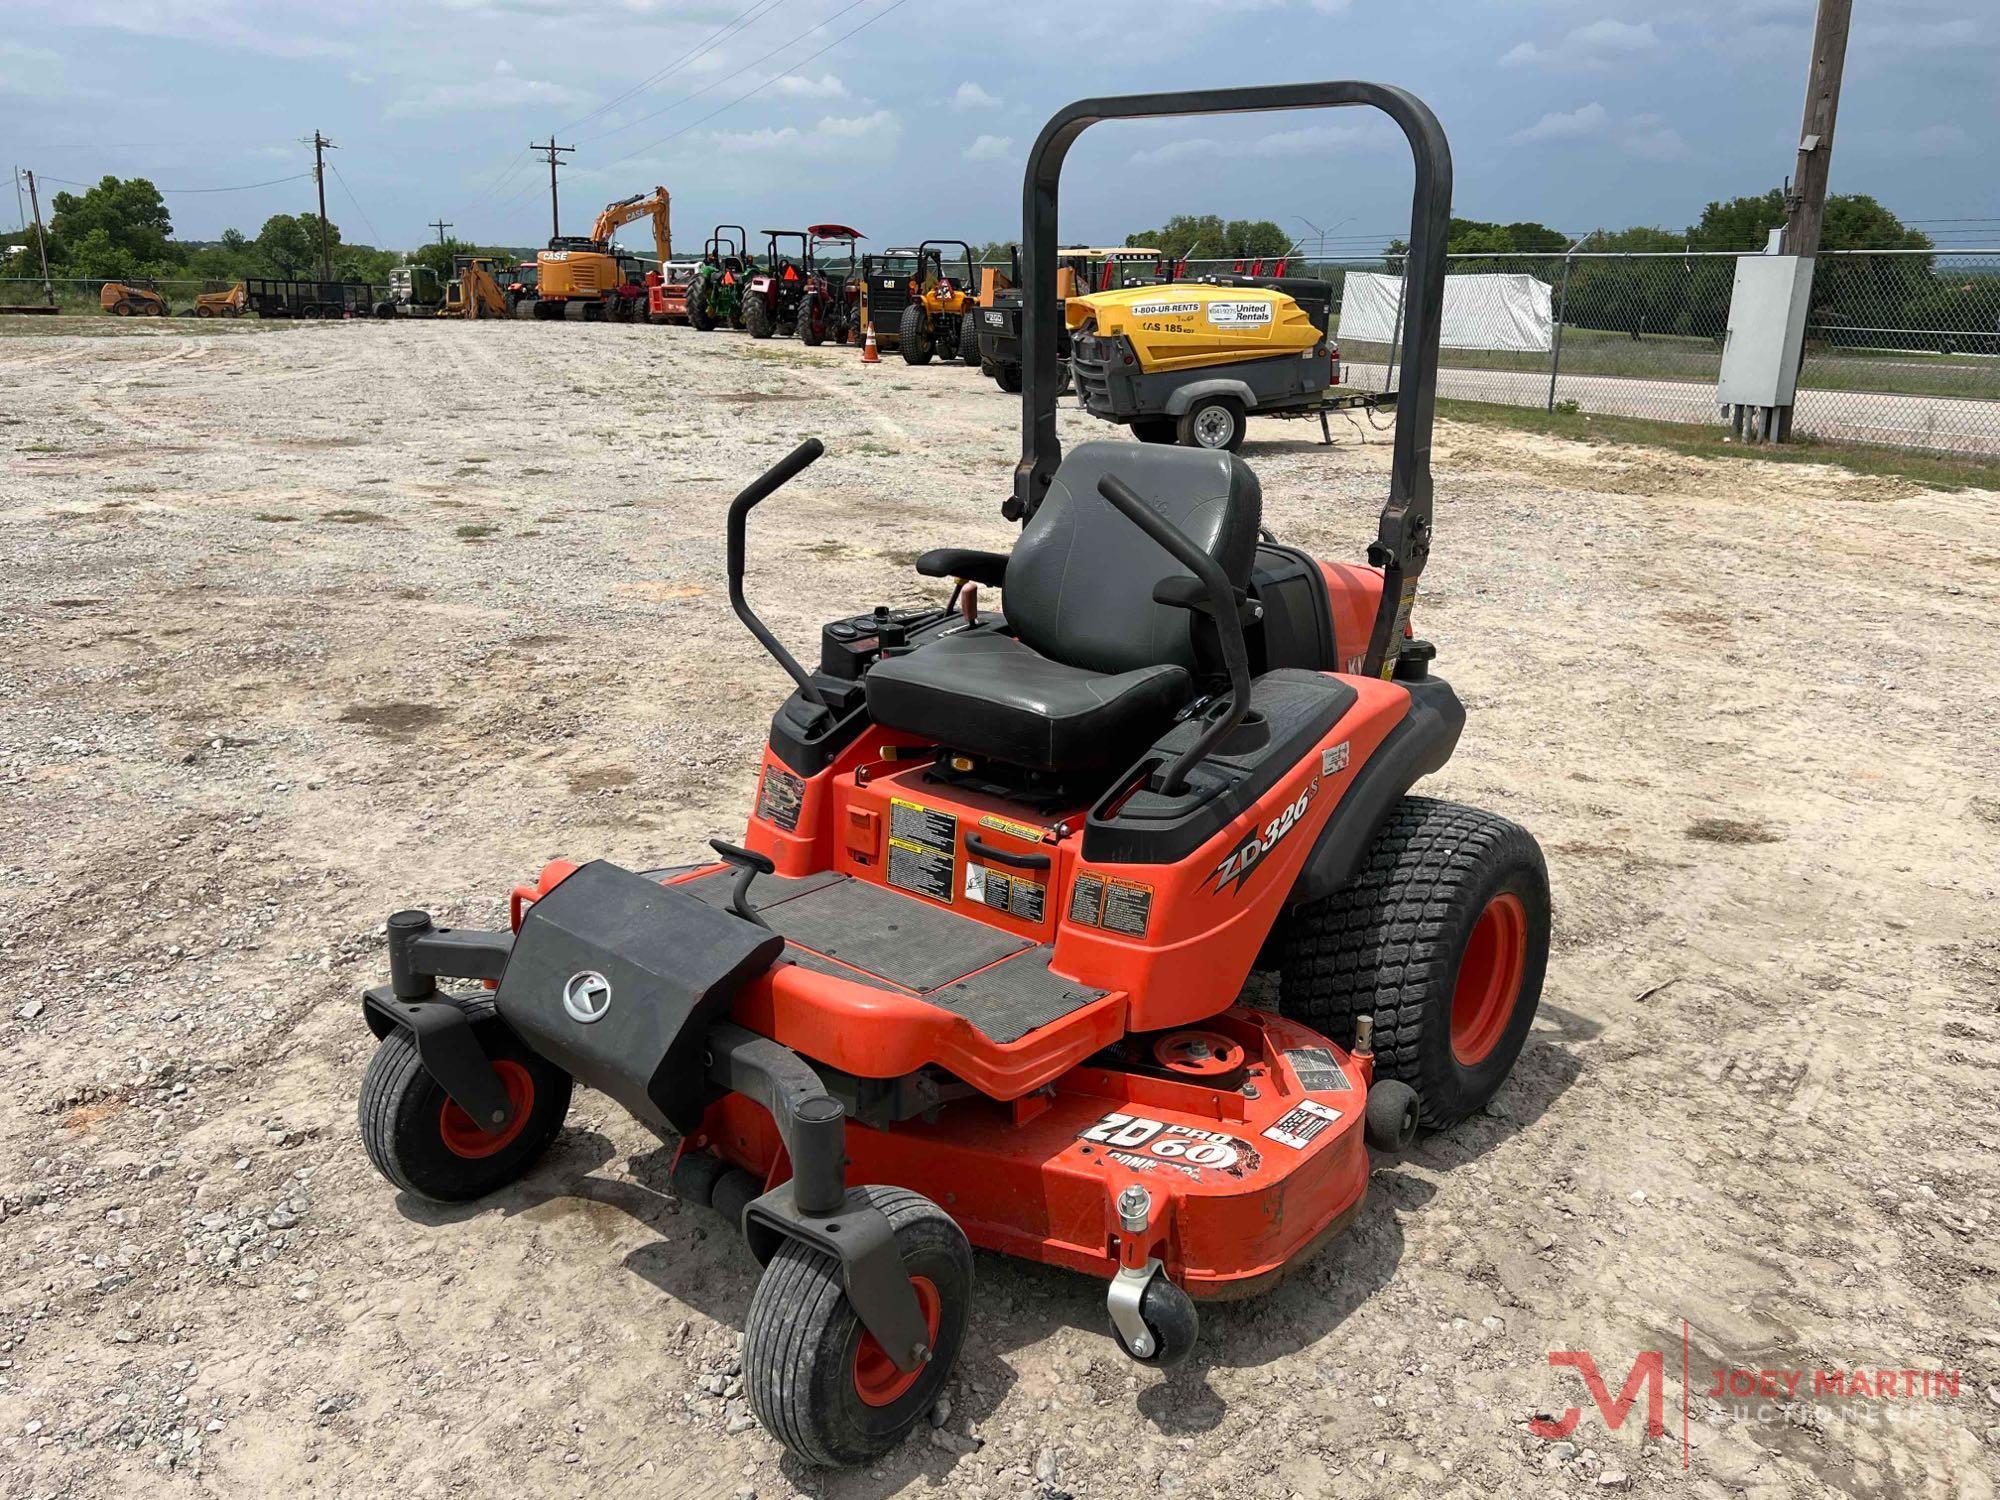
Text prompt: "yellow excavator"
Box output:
[[535, 185, 670, 322], [441, 256, 510, 320]]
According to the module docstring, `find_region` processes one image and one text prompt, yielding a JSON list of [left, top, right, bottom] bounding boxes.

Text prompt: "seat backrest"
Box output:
[[1004, 441, 1262, 675]]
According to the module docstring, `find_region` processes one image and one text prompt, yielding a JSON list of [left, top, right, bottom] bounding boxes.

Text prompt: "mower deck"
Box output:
[[694, 1002, 1373, 1298]]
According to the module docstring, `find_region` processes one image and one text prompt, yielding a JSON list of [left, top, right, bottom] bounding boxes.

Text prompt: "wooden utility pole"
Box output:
[[531, 137, 575, 241], [1772, 0, 1851, 439], [429, 219, 453, 247], [24, 168, 54, 307], [1780, 0, 1852, 259], [310, 130, 338, 282]]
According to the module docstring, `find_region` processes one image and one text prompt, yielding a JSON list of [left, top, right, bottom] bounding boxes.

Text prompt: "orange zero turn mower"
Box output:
[[355, 78, 1549, 1468]]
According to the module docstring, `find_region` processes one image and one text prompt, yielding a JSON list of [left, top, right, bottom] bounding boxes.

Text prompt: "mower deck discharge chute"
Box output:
[[356, 78, 1550, 1469]]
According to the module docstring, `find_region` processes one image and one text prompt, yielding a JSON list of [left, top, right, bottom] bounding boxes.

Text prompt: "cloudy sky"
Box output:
[[4, 0, 1995, 254]]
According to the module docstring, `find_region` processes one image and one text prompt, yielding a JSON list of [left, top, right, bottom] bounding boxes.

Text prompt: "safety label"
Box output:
[[1099, 880, 1154, 937], [1067, 872, 1104, 924], [756, 765, 804, 832], [887, 797, 956, 903], [978, 813, 1047, 844], [964, 863, 1047, 923], [1262, 1098, 1342, 1150], [1206, 301, 1274, 328], [1284, 1046, 1352, 1096], [1321, 741, 1350, 777]]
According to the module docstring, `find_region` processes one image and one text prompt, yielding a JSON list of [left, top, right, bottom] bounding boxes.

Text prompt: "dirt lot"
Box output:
[[3, 317, 1998, 1500]]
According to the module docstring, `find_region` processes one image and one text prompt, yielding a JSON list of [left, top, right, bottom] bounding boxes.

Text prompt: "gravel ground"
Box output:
[[3, 317, 1999, 1500]]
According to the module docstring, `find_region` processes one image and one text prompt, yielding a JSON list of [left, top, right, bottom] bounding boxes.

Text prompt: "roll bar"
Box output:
[[918, 240, 978, 288], [1013, 82, 1451, 678]]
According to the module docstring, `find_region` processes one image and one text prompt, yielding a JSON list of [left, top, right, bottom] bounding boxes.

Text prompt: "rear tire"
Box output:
[[800, 295, 825, 345], [357, 995, 573, 1201], [686, 278, 713, 331], [745, 292, 775, 339], [1178, 394, 1246, 451], [744, 1187, 970, 1467], [956, 312, 980, 365], [995, 363, 1023, 393], [1277, 797, 1549, 1128], [898, 303, 932, 365]]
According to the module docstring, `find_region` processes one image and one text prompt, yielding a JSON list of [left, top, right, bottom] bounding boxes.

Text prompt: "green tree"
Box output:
[[256, 212, 338, 278], [1687, 190, 1930, 252], [1125, 214, 1292, 261], [46, 176, 176, 275]]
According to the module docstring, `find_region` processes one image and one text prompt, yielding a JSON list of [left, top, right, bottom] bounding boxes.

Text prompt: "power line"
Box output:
[[36, 171, 315, 194], [600, 0, 917, 172], [559, 0, 790, 135], [531, 137, 575, 240], [579, 0, 887, 150], [327, 160, 384, 248]]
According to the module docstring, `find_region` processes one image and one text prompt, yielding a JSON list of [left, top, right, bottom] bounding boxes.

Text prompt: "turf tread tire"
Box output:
[[744, 1186, 970, 1467], [1277, 796, 1549, 1128]]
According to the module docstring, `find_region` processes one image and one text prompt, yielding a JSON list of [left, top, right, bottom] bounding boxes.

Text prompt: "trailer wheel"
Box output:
[[1277, 797, 1549, 1128], [897, 303, 933, 365], [745, 1187, 970, 1467], [995, 364, 1023, 393], [357, 995, 573, 1201], [1179, 394, 1246, 451]]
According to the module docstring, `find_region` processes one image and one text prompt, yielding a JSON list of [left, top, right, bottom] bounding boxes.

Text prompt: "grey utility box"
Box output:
[[1717, 254, 1815, 407]]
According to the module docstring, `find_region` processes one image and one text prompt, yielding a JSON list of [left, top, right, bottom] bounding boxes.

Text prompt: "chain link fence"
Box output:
[[1224, 249, 2000, 457]]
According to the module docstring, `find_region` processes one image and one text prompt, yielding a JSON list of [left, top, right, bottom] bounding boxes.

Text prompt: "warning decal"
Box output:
[[1262, 1098, 1342, 1150], [756, 765, 804, 832], [964, 863, 1047, 923], [887, 797, 956, 903], [1099, 880, 1154, 938], [1068, 872, 1105, 925], [1284, 1046, 1352, 1096]]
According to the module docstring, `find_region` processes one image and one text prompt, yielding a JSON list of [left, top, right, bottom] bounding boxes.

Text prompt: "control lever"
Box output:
[[1094, 473, 1254, 798], [708, 839, 776, 928], [728, 439, 828, 708]]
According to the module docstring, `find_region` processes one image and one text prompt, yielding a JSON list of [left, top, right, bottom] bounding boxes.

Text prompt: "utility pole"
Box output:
[[24, 168, 53, 307], [531, 137, 574, 242], [428, 219, 453, 247], [309, 130, 338, 283], [1779, 0, 1851, 260], [1773, 0, 1851, 440], [11, 167, 25, 241]]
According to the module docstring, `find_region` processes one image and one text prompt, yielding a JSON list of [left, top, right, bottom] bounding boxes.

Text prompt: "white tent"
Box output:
[[1339, 270, 1554, 353]]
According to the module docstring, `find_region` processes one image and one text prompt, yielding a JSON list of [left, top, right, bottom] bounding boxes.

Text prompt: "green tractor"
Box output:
[[685, 225, 754, 332]]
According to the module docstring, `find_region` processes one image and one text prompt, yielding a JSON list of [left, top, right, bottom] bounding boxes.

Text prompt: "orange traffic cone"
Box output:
[[861, 325, 880, 363]]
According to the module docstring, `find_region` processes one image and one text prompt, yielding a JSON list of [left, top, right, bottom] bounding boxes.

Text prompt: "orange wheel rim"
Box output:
[[1150, 1030, 1246, 1078], [438, 1060, 535, 1159], [1450, 892, 1528, 1066], [852, 1276, 941, 1408]]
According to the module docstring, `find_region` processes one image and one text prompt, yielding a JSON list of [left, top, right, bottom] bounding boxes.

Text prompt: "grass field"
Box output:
[[1436, 396, 2000, 489]]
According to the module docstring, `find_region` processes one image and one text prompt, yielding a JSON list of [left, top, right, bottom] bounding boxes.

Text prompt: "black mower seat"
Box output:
[[866, 441, 1261, 772], [864, 628, 1189, 770]]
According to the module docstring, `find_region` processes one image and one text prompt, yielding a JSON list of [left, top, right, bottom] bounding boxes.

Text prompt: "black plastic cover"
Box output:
[[495, 860, 782, 1131], [1249, 542, 1337, 673]]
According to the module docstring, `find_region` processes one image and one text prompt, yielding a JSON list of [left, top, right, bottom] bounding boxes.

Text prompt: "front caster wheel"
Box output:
[[357, 996, 572, 1201], [744, 1187, 971, 1467], [1111, 1267, 1199, 1368]]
